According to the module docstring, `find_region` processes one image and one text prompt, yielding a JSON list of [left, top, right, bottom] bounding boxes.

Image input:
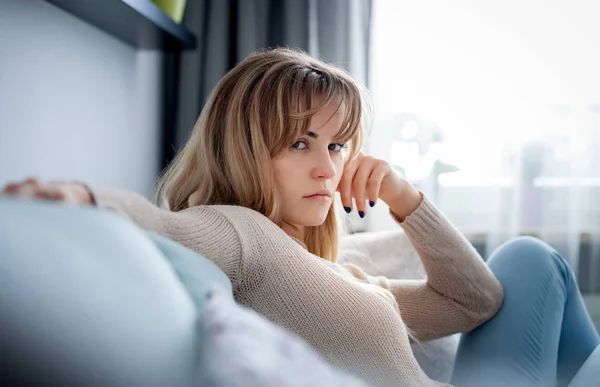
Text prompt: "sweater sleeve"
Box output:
[[88, 186, 242, 288], [348, 195, 504, 342]]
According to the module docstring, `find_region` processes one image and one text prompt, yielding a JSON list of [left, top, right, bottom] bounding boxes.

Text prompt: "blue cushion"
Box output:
[[146, 231, 232, 310], [0, 198, 228, 387]]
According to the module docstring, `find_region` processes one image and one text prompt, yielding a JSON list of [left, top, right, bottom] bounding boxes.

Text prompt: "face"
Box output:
[[271, 100, 348, 240]]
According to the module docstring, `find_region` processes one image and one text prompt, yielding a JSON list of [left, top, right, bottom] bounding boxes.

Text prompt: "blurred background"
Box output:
[[1, 0, 598, 323]]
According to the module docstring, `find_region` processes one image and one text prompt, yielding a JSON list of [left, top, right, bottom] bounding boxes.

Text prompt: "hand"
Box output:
[[0, 178, 94, 206], [336, 152, 421, 220]]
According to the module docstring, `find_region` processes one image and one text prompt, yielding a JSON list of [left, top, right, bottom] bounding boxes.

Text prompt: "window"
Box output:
[[369, 0, 600, 275]]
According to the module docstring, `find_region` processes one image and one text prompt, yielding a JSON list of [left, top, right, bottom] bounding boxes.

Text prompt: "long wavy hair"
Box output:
[[155, 48, 370, 262]]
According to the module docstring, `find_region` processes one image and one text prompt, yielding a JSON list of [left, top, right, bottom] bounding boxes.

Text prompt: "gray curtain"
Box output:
[[168, 0, 372, 156]]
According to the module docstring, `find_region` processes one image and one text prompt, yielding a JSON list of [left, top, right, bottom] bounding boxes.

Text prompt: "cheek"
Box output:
[[334, 158, 345, 181], [271, 160, 286, 192], [272, 158, 298, 192], [272, 155, 291, 176]]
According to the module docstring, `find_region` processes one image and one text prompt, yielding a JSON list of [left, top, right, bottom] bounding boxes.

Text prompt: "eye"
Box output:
[[291, 141, 308, 151], [329, 143, 347, 153]]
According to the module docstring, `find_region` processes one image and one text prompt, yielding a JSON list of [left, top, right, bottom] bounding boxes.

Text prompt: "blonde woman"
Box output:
[[3, 48, 599, 387]]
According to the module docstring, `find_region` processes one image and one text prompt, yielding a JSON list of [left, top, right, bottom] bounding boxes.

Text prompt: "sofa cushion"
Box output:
[[0, 198, 203, 387]]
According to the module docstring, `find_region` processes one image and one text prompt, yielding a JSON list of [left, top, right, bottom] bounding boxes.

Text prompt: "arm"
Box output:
[[88, 185, 242, 287], [1, 179, 243, 287], [346, 192, 504, 342], [335, 152, 503, 342]]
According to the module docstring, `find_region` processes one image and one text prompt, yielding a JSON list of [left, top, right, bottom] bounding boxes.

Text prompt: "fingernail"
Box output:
[[344, 206, 351, 213], [369, 201, 375, 207], [359, 210, 364, 218]]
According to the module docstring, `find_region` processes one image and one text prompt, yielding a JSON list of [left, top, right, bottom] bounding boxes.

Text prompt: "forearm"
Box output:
[[88, 185, 243, 284], [389, 195, 504, 327], [88, 185, 167, 233]]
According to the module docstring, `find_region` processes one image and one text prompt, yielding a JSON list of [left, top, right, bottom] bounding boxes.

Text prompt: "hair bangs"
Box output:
[[271, 67, 364, 157]]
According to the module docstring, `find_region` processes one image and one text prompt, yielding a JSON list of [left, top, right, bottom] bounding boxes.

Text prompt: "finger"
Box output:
[[339, 159, 359, 214], [15, 183, 38, 198], [367, 162, 387, 208], [338, 169, 356, 214], [2, 183, 20, 195], [23, 177, 42, 189], [35, 188, 64, 201], [19, 178, 41, 192], [60, 187, 85, 205], [352, 158, 375, 218]]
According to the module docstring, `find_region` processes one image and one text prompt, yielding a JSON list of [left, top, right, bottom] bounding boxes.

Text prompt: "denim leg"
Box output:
[[556, 249, 600, 386], [450, 236, 600, 387], [567, 345, 600, 387]]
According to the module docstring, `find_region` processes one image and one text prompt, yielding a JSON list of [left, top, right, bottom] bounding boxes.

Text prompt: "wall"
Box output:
[[0, 0, 162, 198]]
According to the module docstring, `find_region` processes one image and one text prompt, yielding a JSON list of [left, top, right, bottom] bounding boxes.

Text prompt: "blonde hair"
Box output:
[[155, 47, 370, 262]]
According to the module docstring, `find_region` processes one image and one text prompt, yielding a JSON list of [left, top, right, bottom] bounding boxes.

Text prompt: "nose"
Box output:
[[311, 149, 336, 179]]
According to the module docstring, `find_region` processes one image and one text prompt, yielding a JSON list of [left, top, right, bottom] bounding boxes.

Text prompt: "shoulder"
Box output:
[[205, 204, 269, 219], [203, 205, 281, 233], [179, 204, 273, 231], [200, 204, 294, 252], [167, 205, 283, 290]]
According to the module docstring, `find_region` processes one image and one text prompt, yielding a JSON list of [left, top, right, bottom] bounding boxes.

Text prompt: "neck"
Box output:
[[280, 220, 305, 243]]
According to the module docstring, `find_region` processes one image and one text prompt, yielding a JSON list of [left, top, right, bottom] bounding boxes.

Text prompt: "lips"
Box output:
[[304, 190, 332, 198]]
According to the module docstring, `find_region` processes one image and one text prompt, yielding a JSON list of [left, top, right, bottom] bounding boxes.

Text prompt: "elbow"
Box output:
[[470, 281, 505, 329], [485, 282, 504, 320]]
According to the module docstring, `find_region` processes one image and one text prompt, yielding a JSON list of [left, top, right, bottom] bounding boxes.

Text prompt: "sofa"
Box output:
[[0, 197, 458, 387]]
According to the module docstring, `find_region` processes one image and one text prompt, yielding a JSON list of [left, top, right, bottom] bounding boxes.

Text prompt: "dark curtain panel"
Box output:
[[160, 0, 372, 168]]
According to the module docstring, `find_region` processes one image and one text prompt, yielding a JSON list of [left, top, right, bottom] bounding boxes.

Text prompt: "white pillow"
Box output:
[[196, 285, 372, 387]]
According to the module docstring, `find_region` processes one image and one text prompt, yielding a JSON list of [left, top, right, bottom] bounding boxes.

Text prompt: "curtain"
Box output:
[[368, 0, 600, 291], [166, 0, 372, 159], [479, 105, 600, 292]]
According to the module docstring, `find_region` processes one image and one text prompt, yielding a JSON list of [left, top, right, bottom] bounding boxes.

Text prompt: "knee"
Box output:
[[489, 236, 568, 279], [496, 235, 555, 259]]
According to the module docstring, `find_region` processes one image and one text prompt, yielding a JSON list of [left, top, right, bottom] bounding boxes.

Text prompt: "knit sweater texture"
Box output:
[[90, 186, 504, 387]]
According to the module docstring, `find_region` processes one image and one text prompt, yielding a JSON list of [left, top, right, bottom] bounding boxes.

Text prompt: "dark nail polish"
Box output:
[[344, 206, 351, 213], [369, 201, 375, 207], [359, 210, 364, 218]]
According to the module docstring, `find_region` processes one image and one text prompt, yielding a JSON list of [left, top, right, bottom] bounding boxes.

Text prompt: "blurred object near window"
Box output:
[[388, 113, 459, 203], [368, 0, 600, 292]]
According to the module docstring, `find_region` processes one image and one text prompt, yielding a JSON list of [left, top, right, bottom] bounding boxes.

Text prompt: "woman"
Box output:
[[2, 48, 599, 387]]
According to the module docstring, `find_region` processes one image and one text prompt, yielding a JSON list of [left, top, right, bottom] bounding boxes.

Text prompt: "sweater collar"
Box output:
[[291, 236, 308, 251]]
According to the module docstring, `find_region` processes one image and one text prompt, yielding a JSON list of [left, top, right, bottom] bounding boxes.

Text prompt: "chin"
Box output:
[[307, 219, 327, 227], [300, 214, 329, 227], [290, 205, 332, 227]]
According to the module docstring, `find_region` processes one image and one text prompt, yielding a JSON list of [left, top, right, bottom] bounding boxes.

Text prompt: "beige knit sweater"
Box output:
[[90, 186, 503, 387]]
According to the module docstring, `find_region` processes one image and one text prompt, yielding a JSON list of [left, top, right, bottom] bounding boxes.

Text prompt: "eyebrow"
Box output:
[[305, 130, 347, 142]]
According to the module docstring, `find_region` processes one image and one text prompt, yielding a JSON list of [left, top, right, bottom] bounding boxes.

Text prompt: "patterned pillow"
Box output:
[[195, 285, 372, 387]]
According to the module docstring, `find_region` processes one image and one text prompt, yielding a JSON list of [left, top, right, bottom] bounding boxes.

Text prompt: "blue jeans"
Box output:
[[450, 236, 600, 387]]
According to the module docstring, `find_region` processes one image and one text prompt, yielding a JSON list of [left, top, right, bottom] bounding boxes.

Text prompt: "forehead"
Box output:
[[307, 101, 345, 138]]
